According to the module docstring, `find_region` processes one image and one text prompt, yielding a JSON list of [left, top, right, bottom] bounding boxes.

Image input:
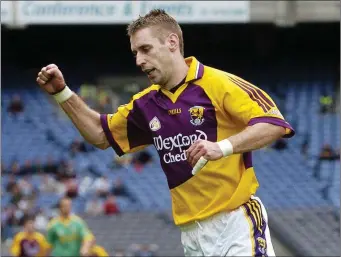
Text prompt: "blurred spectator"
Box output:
[[20, 160, 34, 175], [2, 207, 14, 241], [132, 151, 153, 172], [10, 161, 21, 175], [64, 178, 79, 198], [272, 138, 288, 151], [129, 243, 159, 257], [85, 198, 104, 216], [44, 156, 59, 174], [10, 184, 24, 205], [1, 162, 7, 173], [93, 176, 111, 198], [34, 209, 49, 232], [69, 139, 95, 157], [6, 175, 17, 193], [57, 160, 76, 180], [40, 173, 58, 193], [7, 94, 24, 116], [319, 93, 333, 114], [104, 195, 119, 215], [17, 176, 36, 198], [319, 144, 338, 161], [112, 178, 136, 203], [33, 158, 44, 173]]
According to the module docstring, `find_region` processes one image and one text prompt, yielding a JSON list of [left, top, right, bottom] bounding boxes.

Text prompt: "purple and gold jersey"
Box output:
[[101, 57, 295, 225]]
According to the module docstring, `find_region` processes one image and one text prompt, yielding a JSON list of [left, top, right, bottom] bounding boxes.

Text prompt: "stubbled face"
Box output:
[[130, 27, 174, 87], [59, 198, 72, 216]]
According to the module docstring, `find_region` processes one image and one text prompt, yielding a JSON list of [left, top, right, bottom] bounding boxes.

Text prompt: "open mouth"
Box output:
[[145, 68, 156, 75]]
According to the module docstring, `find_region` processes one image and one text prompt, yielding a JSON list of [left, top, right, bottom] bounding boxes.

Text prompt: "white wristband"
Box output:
[[53, 86, 73, 103], [217, 139, 233, 157]]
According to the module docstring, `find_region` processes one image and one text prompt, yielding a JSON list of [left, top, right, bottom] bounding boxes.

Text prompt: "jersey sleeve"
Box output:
[[10, 233, 22, 257], [36, 233, 51, 255], [100, 92, 153, 156], [222, 74, 295, 138], [92, 245, 109, 257]]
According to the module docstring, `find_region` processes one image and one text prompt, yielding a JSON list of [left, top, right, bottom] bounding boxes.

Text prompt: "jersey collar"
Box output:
[[184, 56, 205, 83]]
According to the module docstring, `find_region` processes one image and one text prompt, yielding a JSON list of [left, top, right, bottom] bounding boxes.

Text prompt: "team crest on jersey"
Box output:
[[189, 106, 205, 126], [256, 237, 267, 254], [149, 116, 161, 131]]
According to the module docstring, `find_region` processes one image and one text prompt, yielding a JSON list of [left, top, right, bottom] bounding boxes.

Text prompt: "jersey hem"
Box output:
[[248, 116, 295, 138]]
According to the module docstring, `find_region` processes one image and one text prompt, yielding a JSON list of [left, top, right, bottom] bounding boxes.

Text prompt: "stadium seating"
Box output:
[[2, 80, 340, 256]]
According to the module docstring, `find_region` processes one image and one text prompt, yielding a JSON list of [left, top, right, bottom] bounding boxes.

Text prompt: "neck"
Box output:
[[60, 214, 70, 219], [163, 57, 188, 91]]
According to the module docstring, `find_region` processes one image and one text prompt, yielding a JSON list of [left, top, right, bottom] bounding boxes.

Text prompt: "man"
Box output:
[[10, 216, 50, 257], [45, 197, 95, 256], [36, 9, 295, 256]]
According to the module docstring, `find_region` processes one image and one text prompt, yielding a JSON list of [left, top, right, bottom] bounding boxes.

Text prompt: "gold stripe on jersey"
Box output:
[[247, 198, 265, 234]]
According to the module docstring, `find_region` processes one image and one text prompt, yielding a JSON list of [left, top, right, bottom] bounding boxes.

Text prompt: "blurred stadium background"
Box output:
[[1, 1, 340, 256]]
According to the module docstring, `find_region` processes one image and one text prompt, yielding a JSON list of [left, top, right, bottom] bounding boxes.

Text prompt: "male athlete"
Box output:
[[10, 216, 50, 257], [36, 9, 295, 257], [45, 197, 95, 256]]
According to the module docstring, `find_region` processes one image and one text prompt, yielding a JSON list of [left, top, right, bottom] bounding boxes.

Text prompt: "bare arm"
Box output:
[[80, 238, 95, 256], [228, 123, 286, 154], [187, 123, 286, 168], [60, 93, 109, 149], [36, 64, 109, 150]]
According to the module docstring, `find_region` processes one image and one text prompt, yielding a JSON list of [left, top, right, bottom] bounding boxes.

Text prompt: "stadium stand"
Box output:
[[1, 5, 339, 256], [2, 79, 339, 255]]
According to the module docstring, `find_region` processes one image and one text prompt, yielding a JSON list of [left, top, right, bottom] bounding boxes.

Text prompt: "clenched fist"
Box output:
[[36, 64, 66, 95]]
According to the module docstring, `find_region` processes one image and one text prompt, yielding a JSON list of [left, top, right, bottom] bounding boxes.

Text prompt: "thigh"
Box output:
[[181, 230, 204, 257], [226, 196, 276, 257]]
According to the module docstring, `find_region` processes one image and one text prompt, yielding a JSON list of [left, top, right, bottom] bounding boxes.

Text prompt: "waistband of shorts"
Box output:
[[177, 210, 228, 232], [177, 196, 259, 231]]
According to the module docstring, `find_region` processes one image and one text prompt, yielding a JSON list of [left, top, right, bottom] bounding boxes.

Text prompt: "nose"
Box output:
[[135, 52, 146, 67]]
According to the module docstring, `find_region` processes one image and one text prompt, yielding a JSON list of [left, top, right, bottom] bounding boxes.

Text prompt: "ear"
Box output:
[[167, 33, 179, 53]]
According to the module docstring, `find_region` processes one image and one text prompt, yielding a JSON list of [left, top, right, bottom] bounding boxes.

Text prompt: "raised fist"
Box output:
[[36, 64, 66, 95]]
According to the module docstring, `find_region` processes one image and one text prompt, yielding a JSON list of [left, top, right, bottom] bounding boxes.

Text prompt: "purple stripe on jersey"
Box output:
[[230, 78, 268, 112], [243, 152, 253, 169], [230, 77, 274, 110], [248, 117, 295, 138], [126, 95, 155, 149], [100, 114, 124, 156], [197, 62, 204, 79], [243, 201, 268, 257]]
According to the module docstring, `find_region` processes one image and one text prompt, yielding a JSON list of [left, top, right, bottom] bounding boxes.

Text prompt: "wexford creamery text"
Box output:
[[153, 130, 208, 164]]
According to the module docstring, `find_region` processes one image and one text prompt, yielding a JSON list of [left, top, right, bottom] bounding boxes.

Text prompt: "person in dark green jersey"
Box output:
[[46, 197, 95, 257]]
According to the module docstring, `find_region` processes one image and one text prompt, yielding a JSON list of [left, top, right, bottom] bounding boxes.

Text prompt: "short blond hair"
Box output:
[[127, 9, 184, 56]]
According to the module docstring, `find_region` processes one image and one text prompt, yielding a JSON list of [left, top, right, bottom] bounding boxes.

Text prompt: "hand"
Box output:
[[186, 140, 223, 171], [80, 248, 90, 257], [36, 64, 66, 95]]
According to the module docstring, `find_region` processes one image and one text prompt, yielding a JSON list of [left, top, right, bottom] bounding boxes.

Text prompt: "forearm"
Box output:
[[81, 238, 95, 254], [228, 123, 286, 154], [59, 93, 109, 149]]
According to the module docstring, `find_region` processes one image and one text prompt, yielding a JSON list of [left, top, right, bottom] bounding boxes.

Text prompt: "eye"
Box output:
[[141, 46, 151, 53]]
